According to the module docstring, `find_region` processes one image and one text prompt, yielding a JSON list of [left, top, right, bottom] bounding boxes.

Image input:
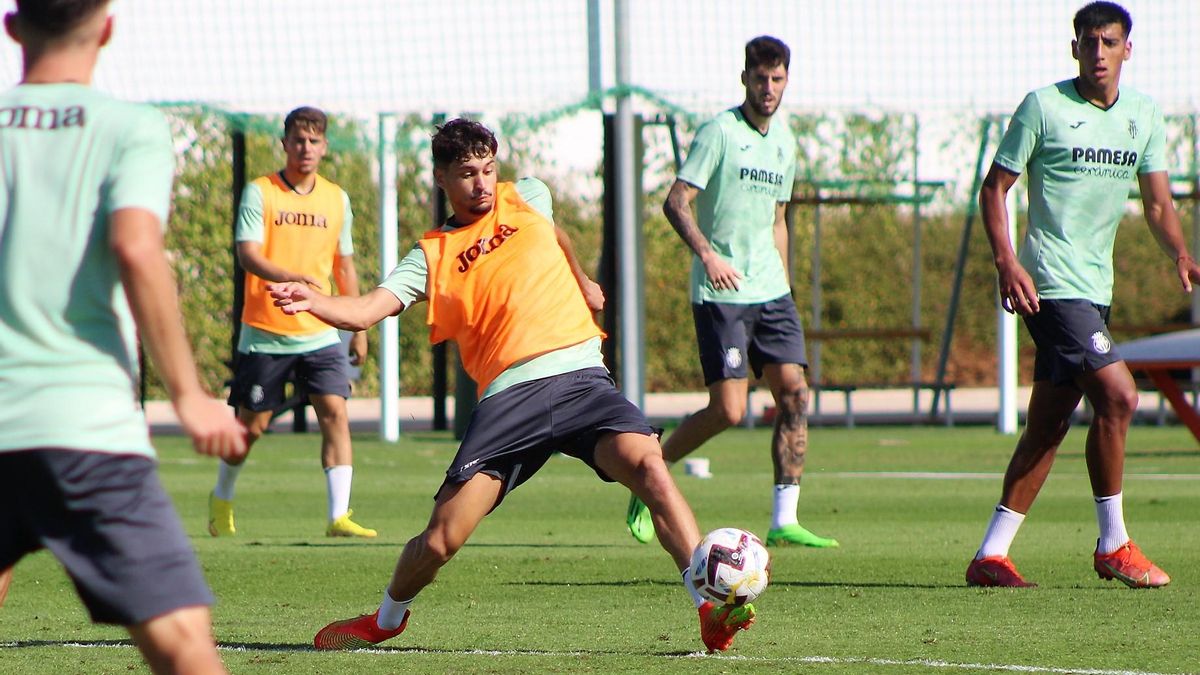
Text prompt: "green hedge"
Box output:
[[146, 110, 1197, 400]]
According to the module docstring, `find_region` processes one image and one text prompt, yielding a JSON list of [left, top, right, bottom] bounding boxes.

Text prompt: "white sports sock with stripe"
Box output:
[[326, 465, 353, 521], [976, 504, 1025, 559], [377, 589, 413, 630], [213, 460, 242, 501], [1095, 492, 1130, 555]]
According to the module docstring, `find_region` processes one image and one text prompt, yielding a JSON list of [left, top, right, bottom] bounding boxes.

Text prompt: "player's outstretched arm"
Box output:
[[554, 225, 604, 311], [269, 283, 404, 332], [237, 240, 322, 289], [663, 179, 742, 291], [980, 163, 1039, 315], [1137, 171, 1200, 292], [333, 253, 369, 364], [111, 208, 247, 461]]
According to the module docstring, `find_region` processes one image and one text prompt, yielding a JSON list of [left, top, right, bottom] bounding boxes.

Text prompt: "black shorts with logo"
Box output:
[[0, 449, 214, 625], [228, 343, 351, 412], [1023, 299, 1122, 386], [692, 295, 808, 385], [439, 367, 657, 509]]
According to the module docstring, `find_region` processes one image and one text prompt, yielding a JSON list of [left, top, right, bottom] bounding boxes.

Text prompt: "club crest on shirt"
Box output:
[[1090, 331, 1112, 354], [1128, 119, 1138, 140], [724, 347, 743, 370]]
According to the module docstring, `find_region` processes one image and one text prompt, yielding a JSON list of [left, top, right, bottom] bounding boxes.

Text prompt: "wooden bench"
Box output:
[[805, 327, 955, 427], [816, 381, 956, 428]]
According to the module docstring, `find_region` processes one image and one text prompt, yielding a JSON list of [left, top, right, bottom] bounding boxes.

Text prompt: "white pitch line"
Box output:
[[829, 471, 1200, 481], [4, 642, 1189, 675]]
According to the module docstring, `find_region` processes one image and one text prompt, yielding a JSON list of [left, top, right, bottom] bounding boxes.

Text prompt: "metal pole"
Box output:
[[998, 185, 1019, 435], [587, 0, 602, 97], [910, 116, 922, 416], [377, 114, 400, 442], [614, 0, 643, 408], [1192, 113, 1199, 325], [932, 118, 993, 416], [810, 197, 823, 411]]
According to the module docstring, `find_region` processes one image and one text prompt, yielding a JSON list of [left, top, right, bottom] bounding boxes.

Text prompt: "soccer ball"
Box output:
[[689, 528, 771, 606]]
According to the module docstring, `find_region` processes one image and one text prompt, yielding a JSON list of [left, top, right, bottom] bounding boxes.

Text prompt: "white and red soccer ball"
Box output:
[[688, 528, 771, 606]]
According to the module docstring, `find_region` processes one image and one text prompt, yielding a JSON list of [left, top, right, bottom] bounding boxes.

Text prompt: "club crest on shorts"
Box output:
[[250, 384, 265, 405], [724, 347, 743, 370], [1090, 331, 1112, 354]]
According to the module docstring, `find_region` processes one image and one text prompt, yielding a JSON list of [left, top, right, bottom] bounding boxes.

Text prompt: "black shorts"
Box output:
[[229, 344, 351, 412], [438, 368, 657, 509], [1024, 299, 1121, 386], [0, 449, 213, 625], [693, 295, 808, 385]]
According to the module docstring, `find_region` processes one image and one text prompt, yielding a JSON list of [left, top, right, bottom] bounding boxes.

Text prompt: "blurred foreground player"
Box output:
[[0, 1, 247, 673]]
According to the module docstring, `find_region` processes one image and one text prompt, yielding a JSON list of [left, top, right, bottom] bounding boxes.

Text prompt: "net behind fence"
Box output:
[[0, 1, 1194, 399]]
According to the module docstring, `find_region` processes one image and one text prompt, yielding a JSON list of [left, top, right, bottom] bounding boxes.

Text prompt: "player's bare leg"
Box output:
[[1076, 363, 1138, 497], [1075, 363, 1167, 586], [627, 379, 747, 543], [233, 408, 274, 463], [314, 473, 502, 650], [127, 606, 226, 675], [761, 363, 836, 547], [763, 363, 807, 485], [968, 379, 1081, 587], [660, 378, 748, 463], [999, 380, 1083, 512], [207, 408, 272, 536], [310, 393, 374, 537], [597, 431, 700, 568], [309, 393, 353, 469], [387, 474, 502, 600], [0, 565, 12, 608]]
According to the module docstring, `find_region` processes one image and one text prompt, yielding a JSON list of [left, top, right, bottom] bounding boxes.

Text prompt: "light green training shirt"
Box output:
[[379, 177, 605, 400], [0, 84, 175, 457], [677, 106, 797, 304], [235, 178, 355, 353], [994, 79, 1168, 306]]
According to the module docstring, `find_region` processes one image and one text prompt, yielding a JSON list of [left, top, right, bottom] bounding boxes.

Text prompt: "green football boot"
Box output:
[[766, 523, 839, 548], [626, 493, 655, 544]]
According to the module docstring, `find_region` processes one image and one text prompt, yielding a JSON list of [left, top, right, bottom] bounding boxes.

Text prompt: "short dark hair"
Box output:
[[1073, 1, 1132, 38], [15, 0, 109, 36], [283, 106, 327, 138], [745, 35, 790, 72], [431, 119, 498, 169]]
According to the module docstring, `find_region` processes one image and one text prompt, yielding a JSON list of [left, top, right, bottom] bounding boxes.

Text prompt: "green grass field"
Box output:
[[2, 423, 1198, 674]]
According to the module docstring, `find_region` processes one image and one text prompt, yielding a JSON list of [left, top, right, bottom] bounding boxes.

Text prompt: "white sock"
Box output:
[[326, 465, 353, 521], [976, 504, 1026, 559], [1095, 493, 1130, 555], [681, 568, 705, 609], [377, 588, 413, 630], [213, 460, 242, 501], [771, 484, 800, 529]]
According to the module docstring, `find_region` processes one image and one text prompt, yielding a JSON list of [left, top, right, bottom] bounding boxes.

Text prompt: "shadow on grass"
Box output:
[[1058, 448, 1200, 459], [239, 541, 613, 549], [505, 579, 962, 590], [0, 639, 686, 658]]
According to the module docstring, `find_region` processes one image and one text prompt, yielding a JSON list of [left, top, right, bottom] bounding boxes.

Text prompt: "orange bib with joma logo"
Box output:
[[241, 173, 346, 336], [418, 182, 603, 396]]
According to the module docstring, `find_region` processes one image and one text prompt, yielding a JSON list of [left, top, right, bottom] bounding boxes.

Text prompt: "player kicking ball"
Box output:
[[967, 0, 1196, 589], [270, 119, 755, 652]]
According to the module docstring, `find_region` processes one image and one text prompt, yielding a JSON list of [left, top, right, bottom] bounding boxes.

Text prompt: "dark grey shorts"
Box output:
[[229, 343, 351, 412], [0, 449, 213, 625], [439, 367, 656, 509], [1024, 299, 1121, 386], [692, 295, 808, 386]]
